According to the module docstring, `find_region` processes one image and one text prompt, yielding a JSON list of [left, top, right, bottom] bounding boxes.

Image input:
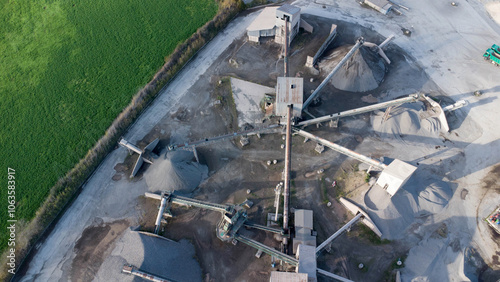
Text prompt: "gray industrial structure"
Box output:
[[118, 138, 159, 178], [126, 5, 472, 281], [293, 210, 316, 254], [269, 271, 308, 282], [305, 24, 337, 68], [274, 4, 301, 45]]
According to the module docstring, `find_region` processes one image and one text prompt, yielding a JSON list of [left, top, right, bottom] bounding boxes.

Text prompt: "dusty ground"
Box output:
[[16, 1, 500, 282]]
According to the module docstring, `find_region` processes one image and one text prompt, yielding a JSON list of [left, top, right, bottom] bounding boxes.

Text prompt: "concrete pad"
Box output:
[[230, 77, 274, 127]]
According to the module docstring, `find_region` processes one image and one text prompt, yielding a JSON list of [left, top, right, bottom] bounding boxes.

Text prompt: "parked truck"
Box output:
[[483, 44, 500, 66]]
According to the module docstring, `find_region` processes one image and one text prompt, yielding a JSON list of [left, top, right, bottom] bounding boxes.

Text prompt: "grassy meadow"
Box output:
[[0, 0, 218, 248]]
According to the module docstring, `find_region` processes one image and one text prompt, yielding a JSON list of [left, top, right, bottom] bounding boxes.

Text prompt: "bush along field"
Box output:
[[0, 0, 220, 251]]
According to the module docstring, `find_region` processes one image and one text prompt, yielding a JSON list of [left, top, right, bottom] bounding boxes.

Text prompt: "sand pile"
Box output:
[[95, 228, 202, 281], [417, 180, 453, 214], [486, 2, 500, 25], [363, 170, 452, 239], [371, 103, 442, 144], [318, 45, 386, 92], [361, 102, 453, 239], [145, 150, 208, 193]]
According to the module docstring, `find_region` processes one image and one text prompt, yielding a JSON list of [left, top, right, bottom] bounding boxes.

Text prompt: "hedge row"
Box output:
[[1, 0, 244, 279]]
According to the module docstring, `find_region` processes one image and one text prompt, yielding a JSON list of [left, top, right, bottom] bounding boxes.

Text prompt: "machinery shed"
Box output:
[[247, 7, 278, 42], [247, 4, 309, 45], [270, 271, 308, 282]]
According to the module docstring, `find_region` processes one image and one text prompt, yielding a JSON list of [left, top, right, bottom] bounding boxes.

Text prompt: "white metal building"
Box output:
[[296, 244, 317, 281], [247, 7, 278, 42]]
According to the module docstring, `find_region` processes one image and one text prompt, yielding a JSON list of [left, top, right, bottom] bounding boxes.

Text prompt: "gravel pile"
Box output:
[[361, 103, 453, 239], [95, 229, 202, 281], [318, 45, 386, 92], [364, 171, 452, 240], [371, 103, 442, 144], [145, 150, 208, 193]]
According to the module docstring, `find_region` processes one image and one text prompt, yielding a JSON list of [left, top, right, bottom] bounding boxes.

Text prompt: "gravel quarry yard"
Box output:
[[14, 1, 500, 281]]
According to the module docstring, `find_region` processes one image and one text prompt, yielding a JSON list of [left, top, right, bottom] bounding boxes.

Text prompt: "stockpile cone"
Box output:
[[319, 45, 386, 92]]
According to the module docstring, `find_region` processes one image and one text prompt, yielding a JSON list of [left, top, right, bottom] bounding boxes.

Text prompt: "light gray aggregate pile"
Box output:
[[360, 103, 453, 239], [145, 150, 208, 193], [371, 102, 442, 144], [95, 229, 202, 281], [364, 171, 452, 239], [318, 45, 386, 92]]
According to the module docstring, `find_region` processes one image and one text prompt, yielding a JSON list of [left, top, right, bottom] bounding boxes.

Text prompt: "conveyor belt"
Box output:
[[167, 124, 281, 151], [235, 234, 298, 266], [303, 37, 364, 109], [165, 193, 229, 213], [294, 129, 387, 170], [297, 94, 419, 128], [244, 221, 284, 235]]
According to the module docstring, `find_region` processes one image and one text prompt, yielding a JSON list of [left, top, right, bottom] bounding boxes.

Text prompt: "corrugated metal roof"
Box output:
[[293, 234, 316, 254], [247, 7, 278, 32], [276, 77, 303, 117], [294, 209, 313, 229], [365, 0, 390, 7], [277, 4, 300, 16], [270, 271, 308, 282], [276, 77, 303, 103], [297, 245, 317, 280]]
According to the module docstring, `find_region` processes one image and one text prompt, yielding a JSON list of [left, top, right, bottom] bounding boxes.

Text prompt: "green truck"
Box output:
[[483, 44, 500, 66]]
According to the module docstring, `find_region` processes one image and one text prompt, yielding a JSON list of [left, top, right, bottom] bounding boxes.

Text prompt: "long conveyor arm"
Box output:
[[243, 221, 284, 235], [167, 124, 281, 151], [235, 234, 298, 266], [297, 94, 420, 128], [294, 129, 387, 170], [303, 37, 365, 109], [145, 192, 229, 213]]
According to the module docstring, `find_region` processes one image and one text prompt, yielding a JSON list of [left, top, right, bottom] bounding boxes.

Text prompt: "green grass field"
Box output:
[[0, 0, 218, 248]]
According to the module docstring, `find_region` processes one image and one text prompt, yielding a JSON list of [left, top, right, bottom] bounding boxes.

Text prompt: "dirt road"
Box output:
[[18, 11, 259, 282]]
